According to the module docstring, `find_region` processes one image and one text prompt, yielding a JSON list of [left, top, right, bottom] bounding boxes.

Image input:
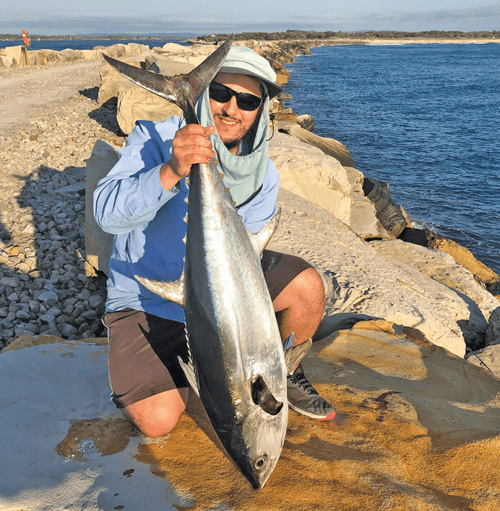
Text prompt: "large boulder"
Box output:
[[344, 167, 401, 240], [98, 56, 144, 106], [99, 53, 195, 133], [486, 307, 500, 346], [369, 238, 499, 348], [0, 55, 14, 69], [27, 49, 62, 66], [117, 88, 182, 135], [0, 45, 23, 66], [85, 141, 119, 277], [268, 132, 352, 226], [270, 187, 490, 358], [400, 227, 499, 289], [276, 121, 355, 167], [466, 344, 500, 377], [361, 178, 409, 239]]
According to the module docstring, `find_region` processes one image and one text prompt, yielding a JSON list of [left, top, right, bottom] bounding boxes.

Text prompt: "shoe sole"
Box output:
[[288, 401, 336, 421]]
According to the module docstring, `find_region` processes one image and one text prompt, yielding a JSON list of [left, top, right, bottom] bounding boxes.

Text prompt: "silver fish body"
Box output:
[[105, 37, 288, 488], [137, 158, 286, 489]]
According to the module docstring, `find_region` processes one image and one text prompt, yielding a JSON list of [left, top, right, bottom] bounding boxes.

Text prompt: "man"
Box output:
[[94, 46, 335, 438]]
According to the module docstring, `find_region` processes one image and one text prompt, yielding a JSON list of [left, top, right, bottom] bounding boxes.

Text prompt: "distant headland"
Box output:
[[1, 30, 499, 43], [195, 30, 499, 42]]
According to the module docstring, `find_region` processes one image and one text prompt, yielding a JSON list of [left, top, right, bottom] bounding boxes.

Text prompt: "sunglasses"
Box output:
[[209, 82, 264, 111]]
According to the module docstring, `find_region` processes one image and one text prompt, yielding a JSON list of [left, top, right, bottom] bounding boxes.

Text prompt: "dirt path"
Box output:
[[0, 61, 102, 134]]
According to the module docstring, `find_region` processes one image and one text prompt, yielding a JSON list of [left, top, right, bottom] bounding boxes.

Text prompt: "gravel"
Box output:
[[0, 59, 126, 349]]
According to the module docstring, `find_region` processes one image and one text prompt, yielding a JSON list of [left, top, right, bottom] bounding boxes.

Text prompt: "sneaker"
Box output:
[[287, 364, 336, 420]]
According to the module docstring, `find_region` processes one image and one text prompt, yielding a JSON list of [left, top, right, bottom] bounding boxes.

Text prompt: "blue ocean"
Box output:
[[0, 38, 188, 51], [283, 43, 500, 276]]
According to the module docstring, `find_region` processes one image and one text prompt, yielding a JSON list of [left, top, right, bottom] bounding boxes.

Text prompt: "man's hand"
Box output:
[[160, 124, 216, 191]]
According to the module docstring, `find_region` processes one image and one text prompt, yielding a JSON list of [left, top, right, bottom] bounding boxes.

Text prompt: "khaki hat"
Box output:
[[219, 45, 283, 99]]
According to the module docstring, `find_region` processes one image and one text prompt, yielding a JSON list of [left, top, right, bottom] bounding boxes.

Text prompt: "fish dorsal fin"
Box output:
[[135, 271, 185, 307], [284, 338, 312, 373], [178, 355, 200, 397], [177, 329, 200, 396], [248, 207, 281, 256]]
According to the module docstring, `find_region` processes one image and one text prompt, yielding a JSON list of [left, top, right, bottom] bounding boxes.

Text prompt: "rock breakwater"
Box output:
[[1, 40, 499, 369]]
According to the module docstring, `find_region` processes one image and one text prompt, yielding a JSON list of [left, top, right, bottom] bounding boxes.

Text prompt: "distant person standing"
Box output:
[[21, 30, 30, 66], [22, 30, 31, 47]]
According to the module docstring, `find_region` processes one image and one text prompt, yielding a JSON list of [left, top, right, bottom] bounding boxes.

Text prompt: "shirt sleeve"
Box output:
[[93, 119, 181, 235], [237, 158, 280, 234]]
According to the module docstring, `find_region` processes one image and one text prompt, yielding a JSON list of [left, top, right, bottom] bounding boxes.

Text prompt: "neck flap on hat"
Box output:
[[180, 88, 270, 208]]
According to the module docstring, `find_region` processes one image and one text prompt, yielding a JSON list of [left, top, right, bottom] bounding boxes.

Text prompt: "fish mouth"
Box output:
[[251, 375, 283, 416]]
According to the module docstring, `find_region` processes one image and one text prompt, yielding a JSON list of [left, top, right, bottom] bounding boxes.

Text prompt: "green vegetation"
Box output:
[[196, 30, 499, 42]]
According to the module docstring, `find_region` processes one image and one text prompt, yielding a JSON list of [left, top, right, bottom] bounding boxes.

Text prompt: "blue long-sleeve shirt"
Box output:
[[93, 117, 280, 322]]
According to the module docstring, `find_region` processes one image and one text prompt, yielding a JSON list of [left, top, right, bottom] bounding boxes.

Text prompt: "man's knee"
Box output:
[[293, 267, 325, 305], [122, 388, 189, 438]]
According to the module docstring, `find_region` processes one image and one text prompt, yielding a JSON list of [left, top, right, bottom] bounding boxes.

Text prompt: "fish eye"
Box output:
[[254, 456, 267, 469]]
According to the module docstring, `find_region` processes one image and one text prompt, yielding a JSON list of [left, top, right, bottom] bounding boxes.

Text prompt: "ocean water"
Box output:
[[0, 38, 188, 51], [283, 44, 500, 276]]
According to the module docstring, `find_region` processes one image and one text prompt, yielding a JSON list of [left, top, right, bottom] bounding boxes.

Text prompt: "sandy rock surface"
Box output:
[[1, 331, 499, 511]]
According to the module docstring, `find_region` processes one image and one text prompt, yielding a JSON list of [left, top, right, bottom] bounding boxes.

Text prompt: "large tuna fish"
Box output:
[[103, 37, 306, 489]]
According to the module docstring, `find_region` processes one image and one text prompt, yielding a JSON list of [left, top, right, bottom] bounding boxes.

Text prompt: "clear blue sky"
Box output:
[[2, 0, 499, 36]]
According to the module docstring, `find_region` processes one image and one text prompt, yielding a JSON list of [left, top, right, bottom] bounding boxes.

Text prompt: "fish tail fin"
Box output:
[[102, 35, 233, 125]]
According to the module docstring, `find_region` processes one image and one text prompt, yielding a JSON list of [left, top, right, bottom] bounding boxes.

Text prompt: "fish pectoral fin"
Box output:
[[284, 338, 312, 374], [134, 271, 185, 307], [251, 376, 284, 416], [249, 208, 281, 255], [177, 354, 200, 397]]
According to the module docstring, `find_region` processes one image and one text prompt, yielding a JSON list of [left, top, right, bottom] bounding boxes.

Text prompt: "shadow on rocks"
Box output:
[[79, 86, 99, 101], [0, 165, 107, 349], [78, 86, 125, 137]]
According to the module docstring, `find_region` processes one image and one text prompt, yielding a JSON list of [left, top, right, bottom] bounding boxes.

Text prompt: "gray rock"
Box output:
[[29, 301, 41, 314], [81, 309, 98, 320], [39, 312, 56, 321], [39, 326, 61, 336], [46, 307, 62, 318], [60, 323, 78, 337], [38, 290, 59, 306], [79, 330, 95, 339], [89, 294, 103, 309], [1, 328, 14, 339], [76, 289, 92, 301], [15, 310, 31, 320], [486, 308, 500, 346], [77, 322, 91, 334], [0, 277, 19, 288], [14, 323, 39, 335]]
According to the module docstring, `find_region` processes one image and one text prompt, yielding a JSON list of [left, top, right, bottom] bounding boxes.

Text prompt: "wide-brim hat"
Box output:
[[219, 45, 283, 99]]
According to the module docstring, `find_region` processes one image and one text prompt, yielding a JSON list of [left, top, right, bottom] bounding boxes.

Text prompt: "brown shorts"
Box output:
[[104, 250, 312, 409]]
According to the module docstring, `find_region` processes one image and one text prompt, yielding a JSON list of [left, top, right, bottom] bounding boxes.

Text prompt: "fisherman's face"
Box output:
[[210, 72, 264, 155]]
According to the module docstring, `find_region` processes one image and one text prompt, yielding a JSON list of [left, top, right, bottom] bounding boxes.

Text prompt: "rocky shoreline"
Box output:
[[0, 40, 499, 367], [2, 38, 500, 511]]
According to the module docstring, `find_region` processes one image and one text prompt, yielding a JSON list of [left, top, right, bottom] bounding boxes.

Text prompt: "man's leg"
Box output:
[[105, 309, 190, 438], [122, 388, 189, 438], [263, 251, 335, 420], [272, 267, 325, 346]]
